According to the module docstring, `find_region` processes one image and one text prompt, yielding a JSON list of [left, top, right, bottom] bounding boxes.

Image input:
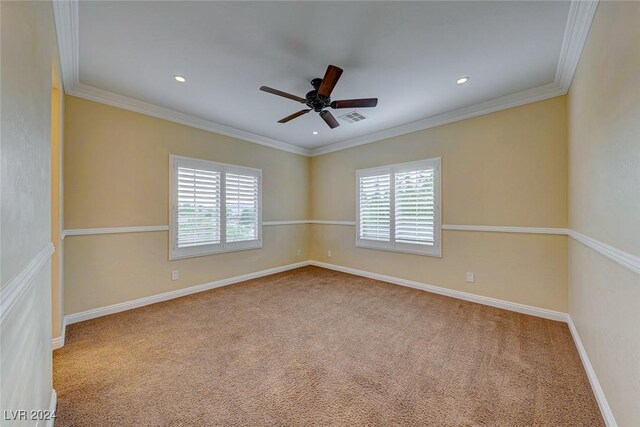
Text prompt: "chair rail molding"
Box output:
[[0, 242, 55, 323], [442, 225, 569, 235], [568, 230, 640, 276], [63, 225, 170, 238]]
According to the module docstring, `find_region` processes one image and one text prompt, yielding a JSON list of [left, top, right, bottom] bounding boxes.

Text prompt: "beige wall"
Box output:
[[1, 0, 57, 422], [567, 2, 640, 425], [310, 97, 568, 312], [63, 96, 310, 315], [51, 69, 65, 340]]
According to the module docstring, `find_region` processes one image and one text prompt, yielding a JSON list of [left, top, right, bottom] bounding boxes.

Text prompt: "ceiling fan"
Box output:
[[260, 65, 378, 129]]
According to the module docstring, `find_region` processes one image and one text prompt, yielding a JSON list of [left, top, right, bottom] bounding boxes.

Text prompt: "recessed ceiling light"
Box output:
[[456, 76, 470, 85], [174, 75, 186, 83], [312, 131, 319, 135]]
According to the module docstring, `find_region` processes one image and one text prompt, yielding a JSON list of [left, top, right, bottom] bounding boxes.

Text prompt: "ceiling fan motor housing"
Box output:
[[306, 78, 331, 112]]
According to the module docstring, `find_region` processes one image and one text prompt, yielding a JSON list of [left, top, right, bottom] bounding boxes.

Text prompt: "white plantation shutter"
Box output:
[[225, 173, 259, 244], [356, 158, 440, 256], [395, 168, 435, 246], [170, 156, 262, 259], [358, 173, 391, 242], [177, 167, 221, 248]]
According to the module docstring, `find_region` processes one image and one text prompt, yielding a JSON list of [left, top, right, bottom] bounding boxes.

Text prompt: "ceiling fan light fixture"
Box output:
[[174, 75, 187, 83], [260, 64, 378, 130], [456, 76, 470, 85]]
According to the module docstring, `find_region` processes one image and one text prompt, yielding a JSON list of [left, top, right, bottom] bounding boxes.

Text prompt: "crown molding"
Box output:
[[53, 0, 597, 158], [52, 0, 79, 92], [68, 84, 310, 156], [555, 0, 599, 92], [309, 82, 564, 156], [311, 0, 599, 156]]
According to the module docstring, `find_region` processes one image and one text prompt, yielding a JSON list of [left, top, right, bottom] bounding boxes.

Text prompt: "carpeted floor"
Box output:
[[54, 266, 603, 426]]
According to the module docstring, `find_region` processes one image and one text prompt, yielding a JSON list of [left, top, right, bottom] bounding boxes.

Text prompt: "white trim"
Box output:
[[308, 261, 568, 322], [556, 0, 599, 91], [442, 225, 569, 235], [53, 1, 598, 157], [52, 0, 79, 92], [64, 261, 308, 325], [310, 0, 599, 157], [52, 317, 66, 350], [567, 318, 617, 427], [60, 224, 640, 277], [68, 83, 309, 156], [61, 258, 568, 329], [61, 221, 358, 236], [309, 220, 356, 226], [0, 243, 55, 324], [46, 389, 57, 427], [263, 220, 310, 226], [568, 230, 640, 276], [62, 225, 169, 239], [310, 83, 565, 156], [54, 259, 614, 425]]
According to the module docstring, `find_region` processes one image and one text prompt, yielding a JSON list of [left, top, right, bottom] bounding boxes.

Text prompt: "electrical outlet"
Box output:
[[466, 272, 475, 283], [296, 249, 301, 256], [327, 250, 332, 258], [172, 271, 179, 281]]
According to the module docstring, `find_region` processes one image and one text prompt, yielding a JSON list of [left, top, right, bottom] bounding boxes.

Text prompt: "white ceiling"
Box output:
[[73, 1, 575, 153]]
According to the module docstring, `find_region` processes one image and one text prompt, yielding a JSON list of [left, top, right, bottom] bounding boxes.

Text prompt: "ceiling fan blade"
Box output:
[[260, 86, 305, 103], [320, 110, 340, 129], [330, 98, 378, 109], [278, 109, 311, 123], [317, 65, 343, 98]]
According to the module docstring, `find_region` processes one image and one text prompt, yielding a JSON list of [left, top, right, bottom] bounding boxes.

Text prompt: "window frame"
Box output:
[[169, 155, 262, 260], [355, 157, 441, 257]]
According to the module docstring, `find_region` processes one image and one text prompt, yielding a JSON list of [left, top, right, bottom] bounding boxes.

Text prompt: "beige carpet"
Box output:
[[54, 266, 603, 426]]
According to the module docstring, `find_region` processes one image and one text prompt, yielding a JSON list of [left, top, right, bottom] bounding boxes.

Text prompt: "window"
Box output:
[[170, 155, 261, 259], [356, 158, 441, 256]]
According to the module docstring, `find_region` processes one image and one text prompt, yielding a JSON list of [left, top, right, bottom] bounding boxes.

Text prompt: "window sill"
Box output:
[[170, 242, 263, 261], [356, 243, 442, 258]]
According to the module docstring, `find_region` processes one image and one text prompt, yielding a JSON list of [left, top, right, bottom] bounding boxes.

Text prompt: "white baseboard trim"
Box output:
[[64, 259, 568, 328], [64, 261, 309, 325], [308, 261, 568, 322], [567, 318, 617, 427], [52, 317, 66, 350], [56, 259, 613, 424], [47, 389, 57, 427], [309, 261, 613, 424], [51, 334, 64, 350]]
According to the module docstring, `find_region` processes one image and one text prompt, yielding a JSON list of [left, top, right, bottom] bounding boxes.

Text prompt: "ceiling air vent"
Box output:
[[339, 111, 368, 124]]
